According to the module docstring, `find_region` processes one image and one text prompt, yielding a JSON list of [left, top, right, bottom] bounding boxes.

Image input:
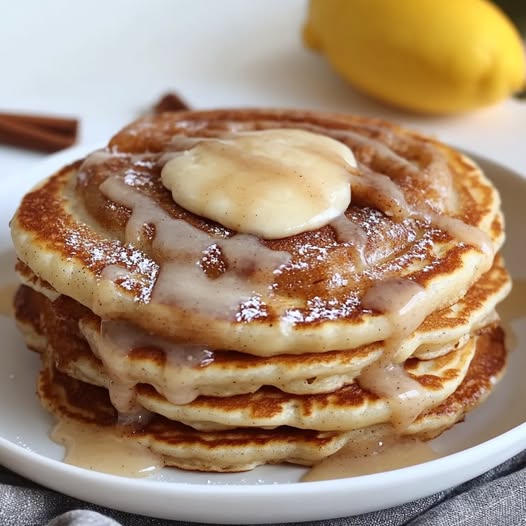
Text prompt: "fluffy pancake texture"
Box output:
[[11, 109, 511, 473], [12, 110, 504, 355], [14, 254, 509, 402], [35, 324, 507, 472]]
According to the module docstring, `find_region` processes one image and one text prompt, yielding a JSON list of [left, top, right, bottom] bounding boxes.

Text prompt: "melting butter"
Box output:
[[360, 359, 428, 430], [99, 176, 290, 319], [302, 428, 438, 481], [80, 319, 215, 410], [359, 279, 434, 429], [330, 215, 369, 266], [362, 278, 430, 354], [51, 419, 162, 477], [160, 129, 356, 239], [426, 212, 493, 259]]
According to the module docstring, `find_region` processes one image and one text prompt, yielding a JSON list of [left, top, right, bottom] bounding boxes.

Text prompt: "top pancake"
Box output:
[[10, 109, 504, 355]]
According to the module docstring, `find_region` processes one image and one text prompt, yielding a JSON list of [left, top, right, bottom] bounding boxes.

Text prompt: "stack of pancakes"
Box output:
[[11, 109, 510, 472]]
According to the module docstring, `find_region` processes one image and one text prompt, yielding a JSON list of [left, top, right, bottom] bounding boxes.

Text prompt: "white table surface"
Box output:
[[1, 0, 525, 181]]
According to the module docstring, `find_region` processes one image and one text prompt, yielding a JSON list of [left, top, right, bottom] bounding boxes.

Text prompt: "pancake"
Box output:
[[36, 325, 507, 472], [14, 251, 509, 402], [11, 110, 504, 356], [19, 285, 478, 431], [16, 282, 501, 434], [11, 108, 511, 474], [133, 332, 479, 432]]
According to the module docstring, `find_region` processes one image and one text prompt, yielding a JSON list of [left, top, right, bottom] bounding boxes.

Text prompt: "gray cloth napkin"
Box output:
[[1, 450, 526, 526]]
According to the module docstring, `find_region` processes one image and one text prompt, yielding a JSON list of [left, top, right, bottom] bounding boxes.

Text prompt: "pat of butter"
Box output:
[[161, 129, 356, 239]]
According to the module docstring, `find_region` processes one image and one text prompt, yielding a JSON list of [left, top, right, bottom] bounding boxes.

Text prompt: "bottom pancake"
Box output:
[[38, 362, 353, 472], [36, 325, 506, 472]]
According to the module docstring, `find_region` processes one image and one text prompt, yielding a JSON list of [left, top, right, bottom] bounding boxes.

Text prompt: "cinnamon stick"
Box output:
[[0, 115, 77, 153], [152, 92, 189, 113], [0, 112, 78, 136]]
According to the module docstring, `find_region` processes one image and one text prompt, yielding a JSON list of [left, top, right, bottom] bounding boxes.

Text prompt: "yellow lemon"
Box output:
[[303, 0, 526, 113]]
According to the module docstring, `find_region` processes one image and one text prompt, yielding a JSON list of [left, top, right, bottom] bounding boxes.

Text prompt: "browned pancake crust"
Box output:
[[21, 276, 504, 432], [11, 110, 502, 354], [15, 284, 381, 393], [419, 325, 507, 421], [16, 247, 509, 399], [35, 325, 507, 471], [37, 364, 352, 471]]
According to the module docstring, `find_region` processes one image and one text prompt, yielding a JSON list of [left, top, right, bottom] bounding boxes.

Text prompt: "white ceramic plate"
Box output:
[[0, 146, 525, 524]]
